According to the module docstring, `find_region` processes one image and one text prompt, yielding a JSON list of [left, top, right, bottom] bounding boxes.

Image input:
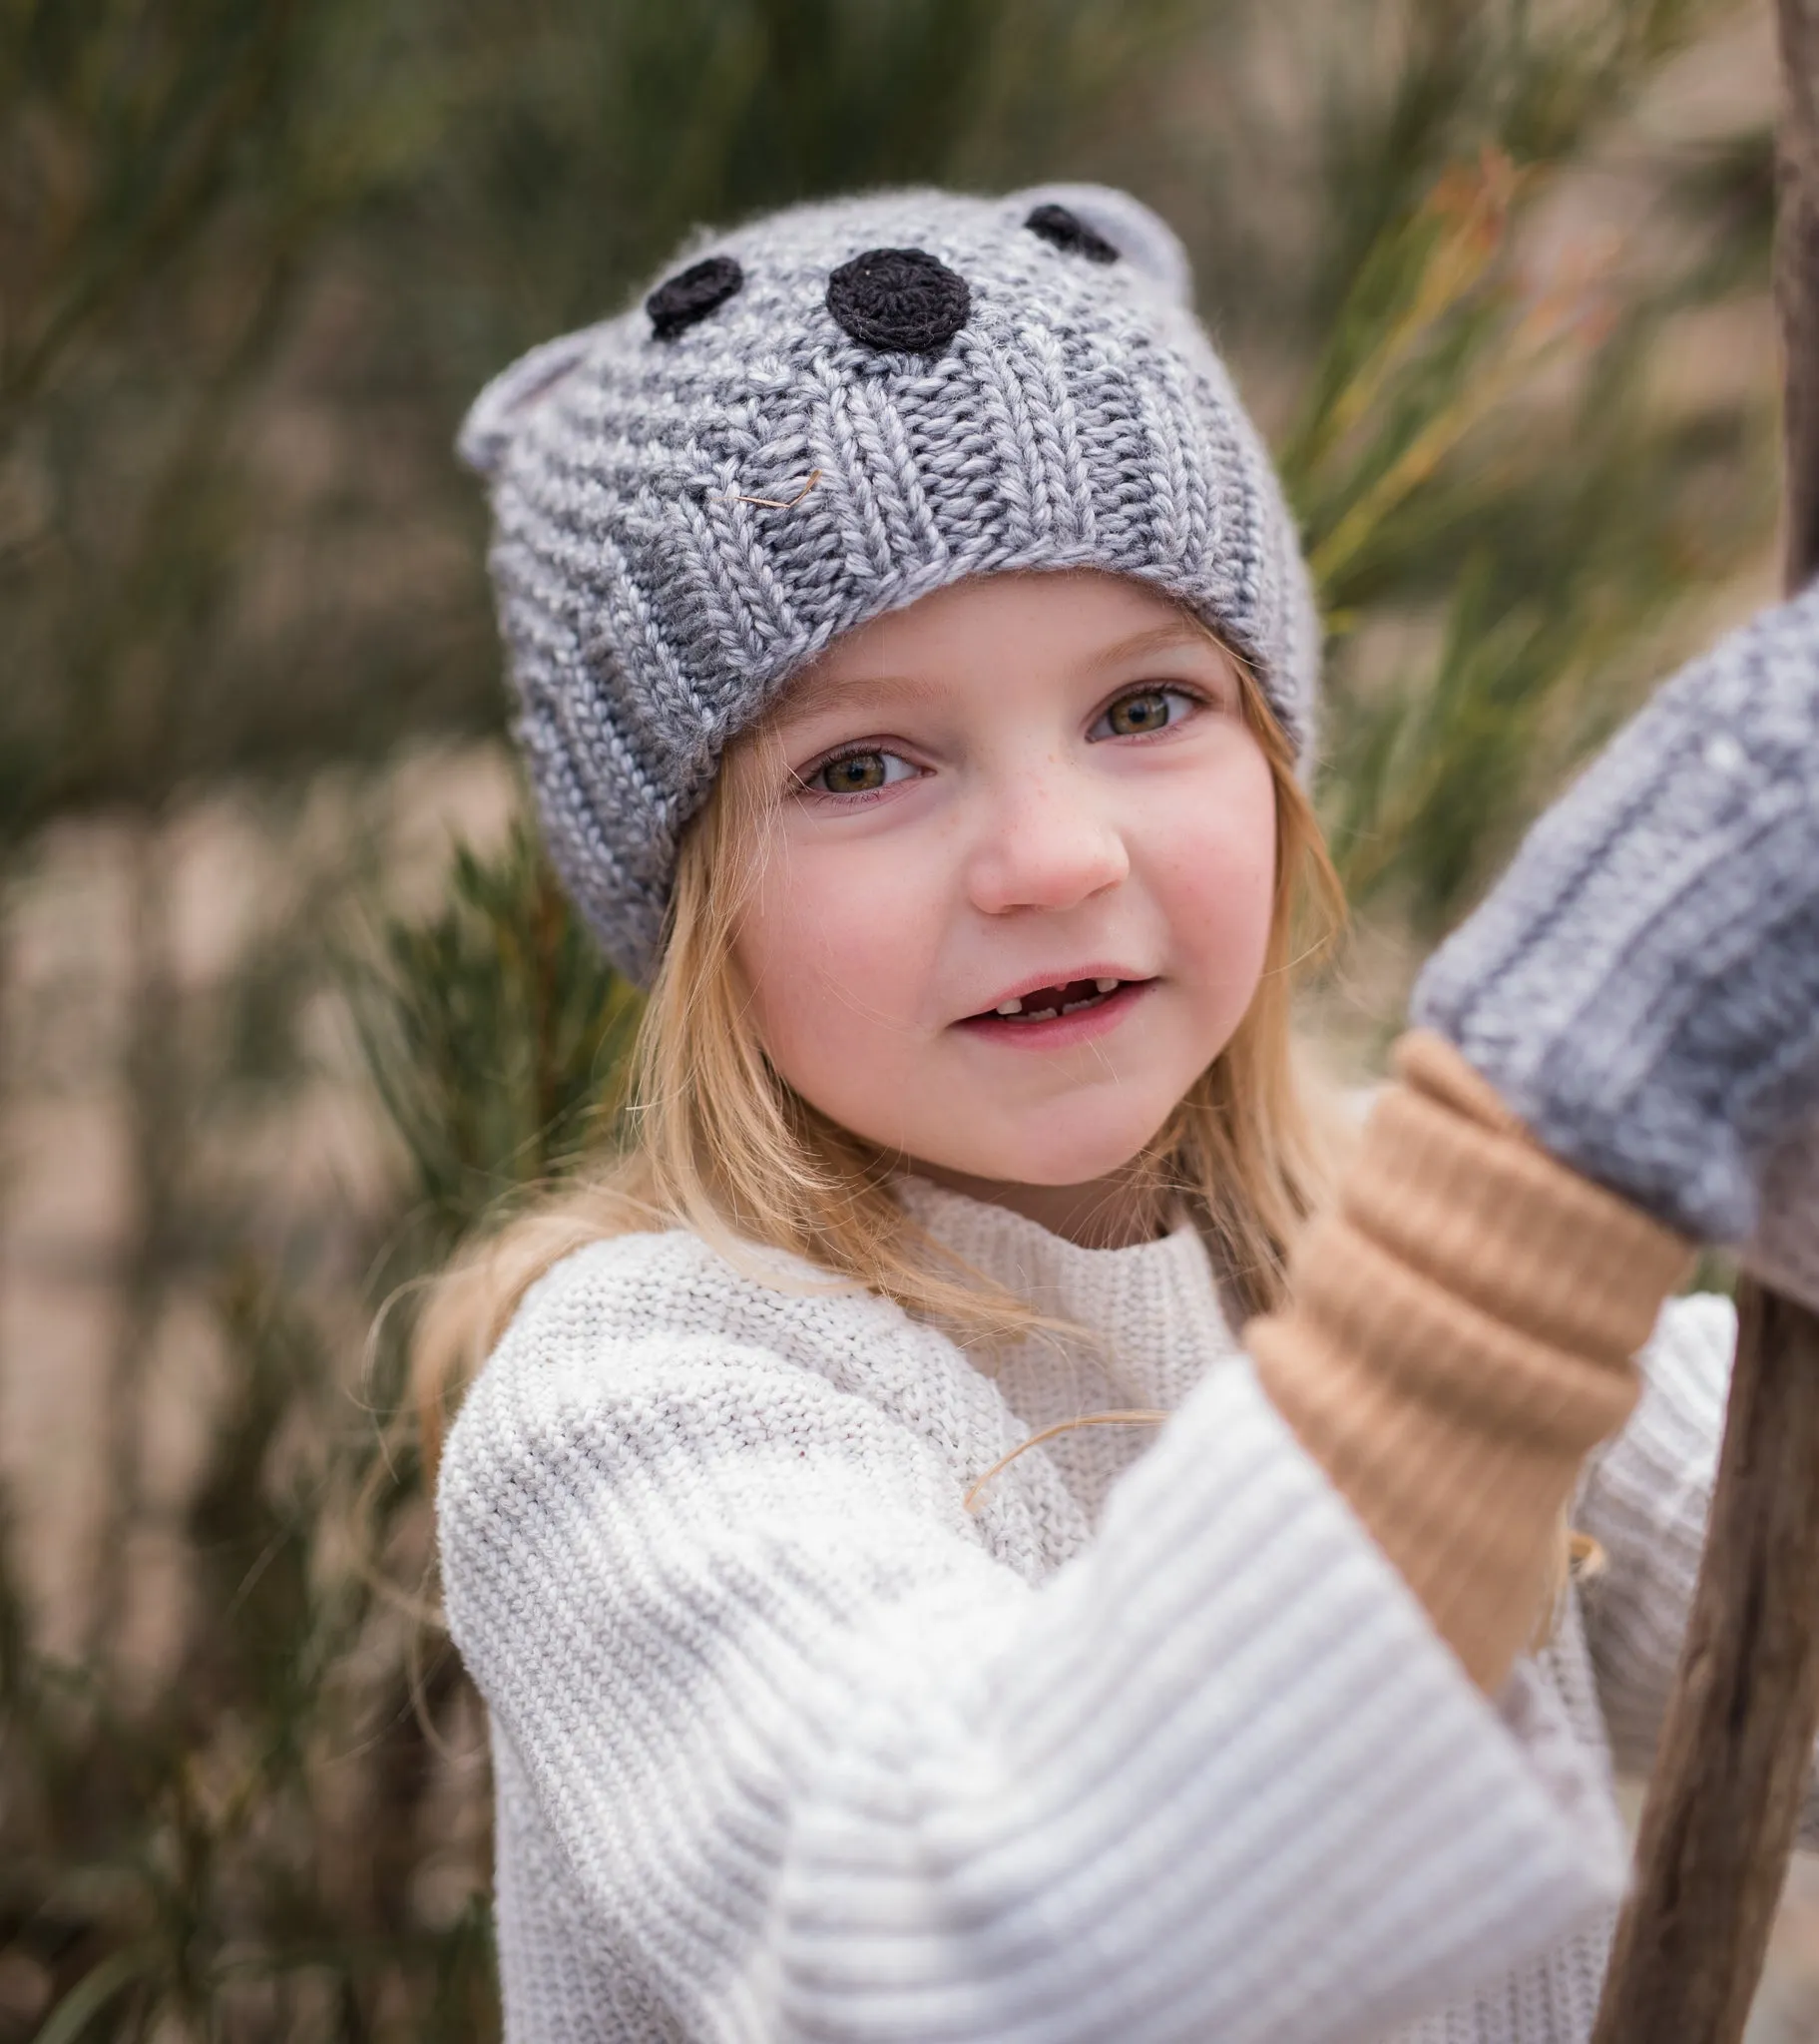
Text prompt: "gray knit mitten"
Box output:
[[1412, 583, 1819, 1252]]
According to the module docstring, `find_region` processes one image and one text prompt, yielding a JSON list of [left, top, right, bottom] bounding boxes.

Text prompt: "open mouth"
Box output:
[[971, 976, 1130, 1024]]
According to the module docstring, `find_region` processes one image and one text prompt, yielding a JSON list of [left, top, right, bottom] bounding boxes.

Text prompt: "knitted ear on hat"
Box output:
[[1010, 183, 1195, 308], [457, 324, 605, 478]]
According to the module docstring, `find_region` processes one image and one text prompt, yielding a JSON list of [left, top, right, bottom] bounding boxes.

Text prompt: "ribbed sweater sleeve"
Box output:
[[1571, 1288, 1819, 1846], [440, 1229, 1629, 2044], [1572, 1291, 1730, 1778], [1249, 1031, 1692, 1694]]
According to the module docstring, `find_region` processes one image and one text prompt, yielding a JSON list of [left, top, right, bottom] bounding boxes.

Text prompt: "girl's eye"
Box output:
[[802, 749, 917, 796], [1091, 687, 1199, 740]]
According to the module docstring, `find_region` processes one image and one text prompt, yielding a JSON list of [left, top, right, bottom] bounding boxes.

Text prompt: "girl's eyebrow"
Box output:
[[776, 622, 1223, 729], [771, 667, 951, 726], [1083, 622, 1223, 675]]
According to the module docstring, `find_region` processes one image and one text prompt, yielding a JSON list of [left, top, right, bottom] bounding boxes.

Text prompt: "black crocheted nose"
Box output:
[[1024, 203, 1120, 265], [826, 248, 970, 354], [648, 256, 744, 339]]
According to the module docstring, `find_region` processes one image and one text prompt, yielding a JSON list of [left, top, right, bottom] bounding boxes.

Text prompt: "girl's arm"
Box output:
[[1250, 1027, 1689, 1694], [440, 1224, 1625, 2044], [1251, 580, 1819, 1710]]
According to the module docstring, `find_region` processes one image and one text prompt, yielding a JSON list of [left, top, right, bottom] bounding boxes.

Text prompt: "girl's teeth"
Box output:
[[985, 978, 1126, 1021]]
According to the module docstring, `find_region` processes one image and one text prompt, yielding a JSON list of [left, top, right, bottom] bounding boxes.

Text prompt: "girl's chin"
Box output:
[[898, 1120, 1170, 1193]]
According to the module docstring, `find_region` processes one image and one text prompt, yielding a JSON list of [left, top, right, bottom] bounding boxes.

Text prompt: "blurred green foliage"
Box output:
[[0, 0, 1788, 2037], [0, 820, 642, 2042], [1288, 136, 1775, 932], [344, 826, 641, 1249], [3, 1260, 498, 2043], [0, 0, 1194, 836], [1276, 0, 1780, 933]]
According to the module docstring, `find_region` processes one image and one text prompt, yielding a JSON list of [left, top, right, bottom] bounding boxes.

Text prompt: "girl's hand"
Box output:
[[1412, 583, 1819, 1251]]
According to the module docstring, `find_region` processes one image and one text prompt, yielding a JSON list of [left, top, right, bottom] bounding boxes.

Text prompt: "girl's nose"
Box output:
[[965, 771, 1131, 916]]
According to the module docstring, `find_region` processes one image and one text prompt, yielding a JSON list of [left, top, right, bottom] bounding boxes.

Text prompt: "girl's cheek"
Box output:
[[1148, 763, 1278, 981], [738, 830, 946, 1064]]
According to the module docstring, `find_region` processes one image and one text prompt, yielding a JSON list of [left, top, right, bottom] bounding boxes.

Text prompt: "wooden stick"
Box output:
[[1591, 6, 1819, 2034], [1590, 1282, 1819, 2041], [1780, 0, 1819, 589]]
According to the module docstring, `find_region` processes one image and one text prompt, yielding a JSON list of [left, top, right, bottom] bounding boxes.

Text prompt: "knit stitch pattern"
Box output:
[[437, 1183, 1779, 2044], [1413, 583, 1819, 1242], [458, 185, 1318, 982]]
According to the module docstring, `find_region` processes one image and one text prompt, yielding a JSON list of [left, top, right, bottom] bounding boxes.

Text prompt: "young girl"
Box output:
[[427, 184, 1819, 2041]]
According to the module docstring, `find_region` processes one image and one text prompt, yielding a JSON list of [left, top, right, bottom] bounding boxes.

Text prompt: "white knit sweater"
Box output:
[[439, 1179, 1758, 2043]]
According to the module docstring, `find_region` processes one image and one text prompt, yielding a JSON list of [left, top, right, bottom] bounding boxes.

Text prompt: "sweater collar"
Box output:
[[893, 1175, 1236, 1379]]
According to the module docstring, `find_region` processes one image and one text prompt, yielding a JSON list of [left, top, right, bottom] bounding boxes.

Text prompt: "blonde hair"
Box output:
[[412, 621, 1348, 1478]]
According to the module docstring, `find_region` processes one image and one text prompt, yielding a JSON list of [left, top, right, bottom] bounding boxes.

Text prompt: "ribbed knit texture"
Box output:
[[456, 184, 1318, 982], [1250, 1032, 1691, 1692], [1413, 582, 1819, 1244], [436, 1176, 1775, 2044]]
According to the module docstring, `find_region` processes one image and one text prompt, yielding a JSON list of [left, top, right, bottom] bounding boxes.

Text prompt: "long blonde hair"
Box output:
[[412, 621, 1347, 1477]]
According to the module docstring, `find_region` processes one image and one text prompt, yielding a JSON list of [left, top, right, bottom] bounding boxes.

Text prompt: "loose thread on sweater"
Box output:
[[963, 1408, 1168, 1512], [1569, 1529, 1605, 1584], [730, 469, 823, 510]]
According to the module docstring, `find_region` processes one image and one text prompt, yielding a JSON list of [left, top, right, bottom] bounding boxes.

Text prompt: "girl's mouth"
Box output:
[[956, 975, 1151, 1048], [978, 976, 1124, 1022]]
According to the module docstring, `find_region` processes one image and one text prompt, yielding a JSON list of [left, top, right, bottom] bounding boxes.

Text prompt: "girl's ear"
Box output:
[[1010, 183, 1195, 308], [458, 325, 604, 479]]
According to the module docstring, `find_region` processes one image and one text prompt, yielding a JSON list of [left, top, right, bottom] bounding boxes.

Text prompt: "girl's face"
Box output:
[[733, 570, 1279, 1243]]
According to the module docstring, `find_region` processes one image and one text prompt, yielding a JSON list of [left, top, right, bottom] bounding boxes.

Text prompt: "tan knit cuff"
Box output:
[[1249, 1030, 1692, 1693]]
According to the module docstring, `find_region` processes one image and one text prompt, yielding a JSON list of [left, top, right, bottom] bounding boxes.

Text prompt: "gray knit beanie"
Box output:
[[460, 184, 1319, 983]]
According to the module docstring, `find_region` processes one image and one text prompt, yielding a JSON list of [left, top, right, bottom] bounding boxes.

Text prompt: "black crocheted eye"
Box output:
[[1024, 204, 1121, 265], [647, 256, 744, 340], [825, 248, 971, 354]]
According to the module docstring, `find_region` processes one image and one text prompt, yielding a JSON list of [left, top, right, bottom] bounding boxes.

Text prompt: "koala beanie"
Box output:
[[460, 184, 1319, 983]]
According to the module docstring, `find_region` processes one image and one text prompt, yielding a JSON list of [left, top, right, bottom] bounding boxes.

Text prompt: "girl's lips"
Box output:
[[953, 977, 1152, 1051]]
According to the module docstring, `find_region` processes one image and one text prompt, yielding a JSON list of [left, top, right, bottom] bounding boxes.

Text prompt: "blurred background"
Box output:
[[0, 0, 1808, 2035]]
